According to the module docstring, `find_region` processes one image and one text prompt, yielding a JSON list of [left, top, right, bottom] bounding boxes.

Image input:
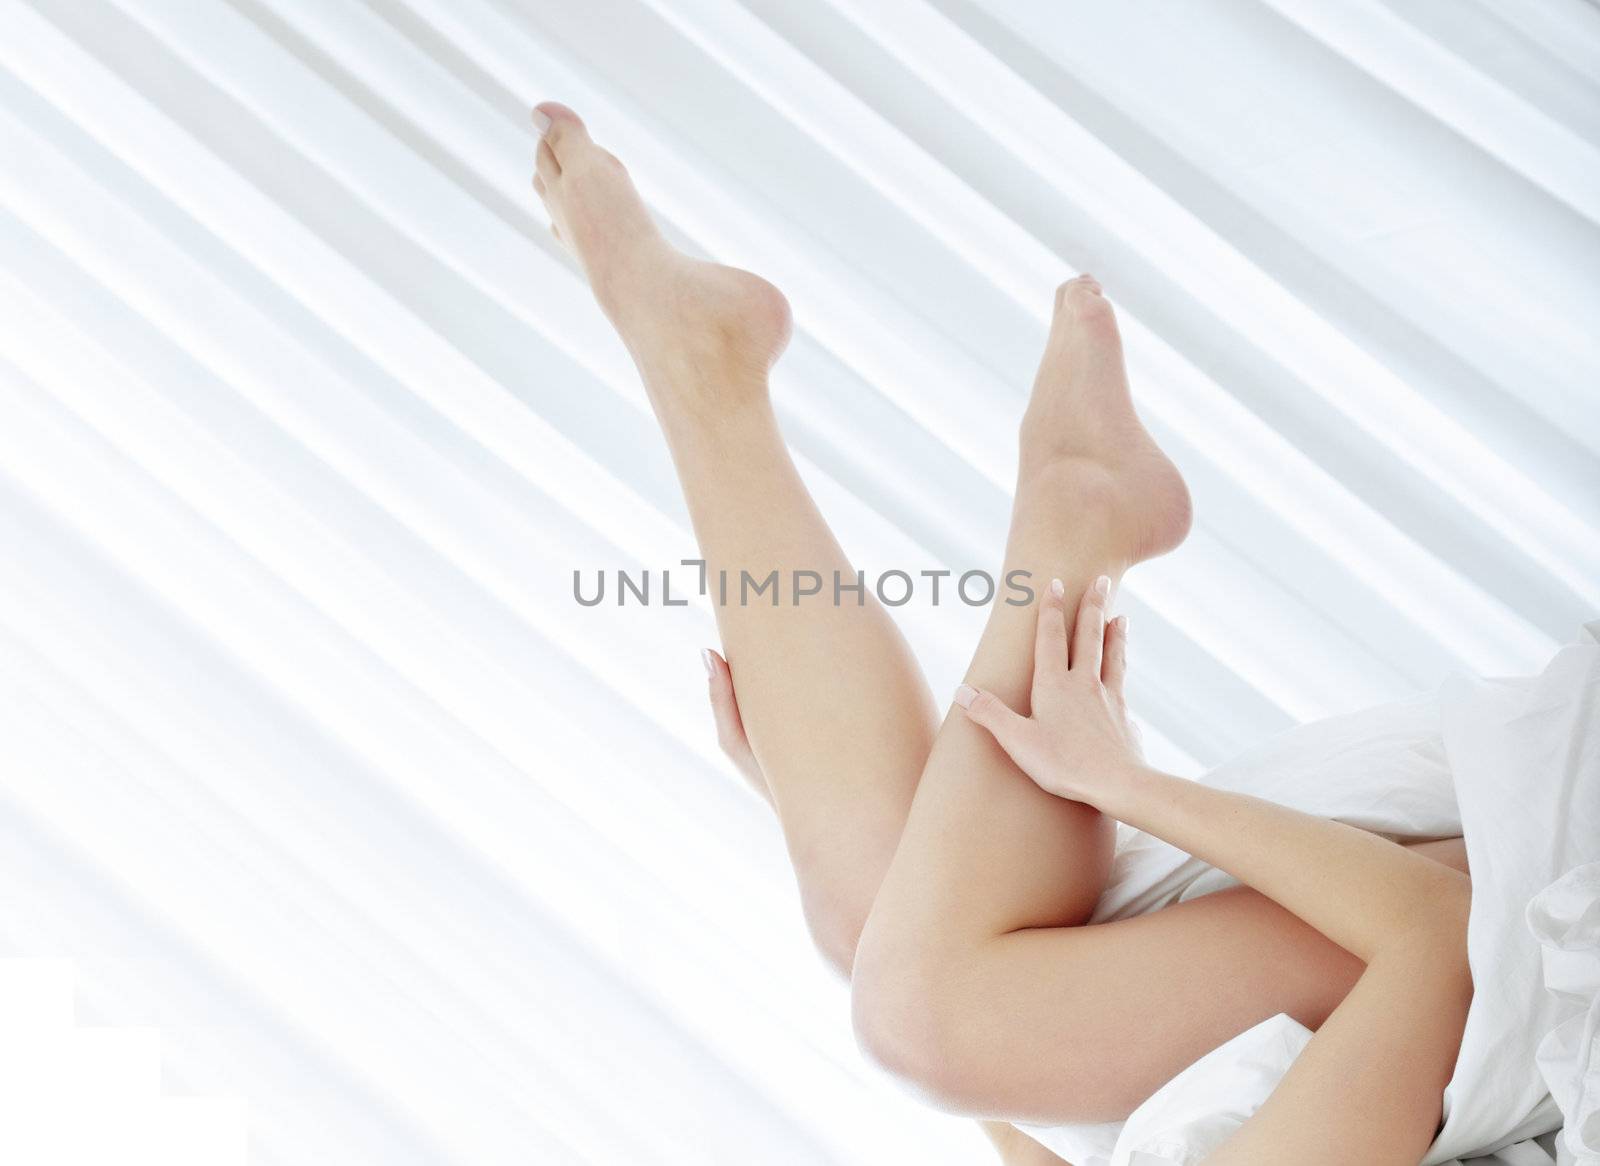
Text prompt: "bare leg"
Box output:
[[540, 105, 1079, 1164], [702, 651, 1076, 1165], [852, 277, 1196, 1113], [850, 284, 1464, 1126], [536, 104, 1468, 1132], [534, 104, 935, 974]]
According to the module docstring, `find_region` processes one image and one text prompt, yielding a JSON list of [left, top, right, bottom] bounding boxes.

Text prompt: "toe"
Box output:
[[1054, 274, 1100, 306], [1053, 274, 1114, 325], [534, 101, 592, 160]]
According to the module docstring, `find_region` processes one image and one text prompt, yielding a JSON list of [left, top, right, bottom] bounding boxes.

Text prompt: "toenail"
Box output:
[[531, 109, 551, 136]]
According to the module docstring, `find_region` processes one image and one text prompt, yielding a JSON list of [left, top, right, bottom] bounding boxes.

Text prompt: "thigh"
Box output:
[[865, 837, 1469, 1123], [1404, 836, 1468, 873], [1023, 837, 1468, 1120], [949, 884, 1365, 1122]]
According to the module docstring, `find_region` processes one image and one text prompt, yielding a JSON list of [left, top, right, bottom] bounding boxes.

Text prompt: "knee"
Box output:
[[851, 916, 1126, 1121], [851, 971, 977, 1111], [852, 954, 1134, 1121], [849, 926, 991, 1113]]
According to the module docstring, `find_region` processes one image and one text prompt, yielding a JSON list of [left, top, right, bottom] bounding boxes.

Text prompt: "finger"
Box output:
[[704, 648, 754, 762], [1032, 577, 1070, 685], [532, 173, 545, 197], [1071, 575, 1112, 676], [953, 683, 1029, 751], [534, 101, 591, 160], [1102, 613, 1129, 703], [702, 649, 767, 798], [536, 138, 560, 185]]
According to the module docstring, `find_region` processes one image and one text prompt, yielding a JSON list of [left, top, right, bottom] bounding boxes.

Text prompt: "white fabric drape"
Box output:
[[0, 1, 1595, 1162]]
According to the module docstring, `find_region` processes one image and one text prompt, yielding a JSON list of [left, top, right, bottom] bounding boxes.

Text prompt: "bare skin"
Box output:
[[705, 648, 1070, 1165], [709, 655, 1470, 1166], [959, 586, 1471, 1163], [536, 102, 934, 975], [532, 102, 1469, 1139]]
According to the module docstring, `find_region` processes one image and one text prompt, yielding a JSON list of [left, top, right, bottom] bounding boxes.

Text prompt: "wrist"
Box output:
[[1092, 761, 1165, 821]]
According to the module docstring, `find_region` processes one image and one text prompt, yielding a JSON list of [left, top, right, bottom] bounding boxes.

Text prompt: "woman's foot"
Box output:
[[532, 103, 791, 418], [1019, 276, 1192, 565]]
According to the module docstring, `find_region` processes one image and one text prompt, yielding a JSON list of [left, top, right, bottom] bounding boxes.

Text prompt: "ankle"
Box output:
[[634, 330, 775, 392], [1010, 459, 1138, 566], [1015, 452, 1119, 515], [1015, 445, 1191, 569], [649, 370, 775, 448]]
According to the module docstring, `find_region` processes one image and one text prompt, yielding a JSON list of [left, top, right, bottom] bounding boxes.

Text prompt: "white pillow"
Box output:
[[1109, 1013, 1310, 1166]]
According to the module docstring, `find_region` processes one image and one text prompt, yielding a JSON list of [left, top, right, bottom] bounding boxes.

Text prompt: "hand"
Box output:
[[701, 647, 773, 803], [954, 575, 1143, 811]]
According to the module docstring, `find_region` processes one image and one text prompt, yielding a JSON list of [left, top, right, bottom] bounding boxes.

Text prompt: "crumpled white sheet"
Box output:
[[1019, 624, 1600, 1166], [1528, 864, 1600, 1165]]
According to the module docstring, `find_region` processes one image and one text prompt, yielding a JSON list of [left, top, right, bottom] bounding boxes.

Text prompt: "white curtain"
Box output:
[[0, 1, 1595, 1162]]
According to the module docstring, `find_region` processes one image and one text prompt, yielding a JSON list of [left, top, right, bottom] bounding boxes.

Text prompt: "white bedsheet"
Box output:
[[1020, 624, 1600, 1166]]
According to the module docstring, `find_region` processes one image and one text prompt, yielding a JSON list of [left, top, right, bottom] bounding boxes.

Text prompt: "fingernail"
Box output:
[[532, 109, 552, 136], [1094, 575, 1111, 598], [700, 648, 717, 678], [1050, 577, 1064, 599], [1116, 614, 1128, 635], [953, 683, 977, 709]]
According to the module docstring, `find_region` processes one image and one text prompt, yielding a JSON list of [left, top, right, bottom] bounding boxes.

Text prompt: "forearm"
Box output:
[[956, 579, 1467, 959], [1102, 765, 1468, 963]]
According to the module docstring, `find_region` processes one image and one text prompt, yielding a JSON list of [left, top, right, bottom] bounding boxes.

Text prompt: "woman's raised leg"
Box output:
[[533, 103, 936, 975], [850, 274, 1199, 1113], [850, 277, 1468, 1127]]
